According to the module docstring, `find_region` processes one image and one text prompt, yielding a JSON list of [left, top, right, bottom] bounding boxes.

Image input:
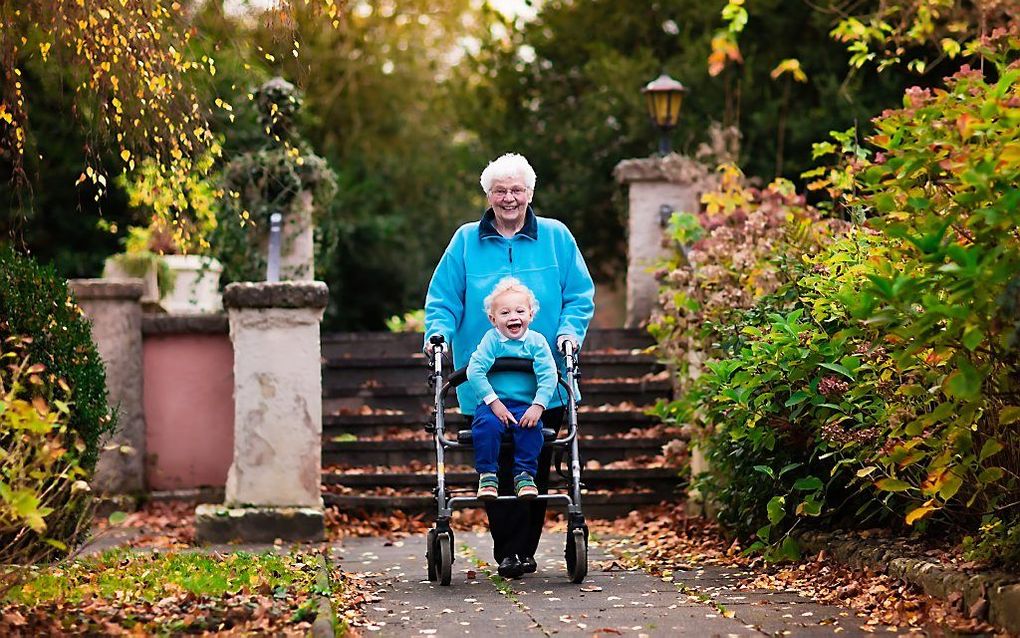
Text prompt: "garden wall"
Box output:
[[142, 314, 234, 491]]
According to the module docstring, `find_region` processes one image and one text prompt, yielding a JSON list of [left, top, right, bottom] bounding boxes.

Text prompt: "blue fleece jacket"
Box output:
[[424, 207, 595, 413], [467, 328, 558, 408]]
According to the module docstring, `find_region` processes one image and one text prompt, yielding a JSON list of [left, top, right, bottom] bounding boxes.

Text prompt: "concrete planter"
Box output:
[[104, 254, 223, 314], [103, 256, 161, 307], [161, 255, 223, 315]]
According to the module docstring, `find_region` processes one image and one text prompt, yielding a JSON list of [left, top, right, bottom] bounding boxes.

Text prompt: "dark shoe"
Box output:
[[497, 554, 524, 579], [520, 556, 537, 574]]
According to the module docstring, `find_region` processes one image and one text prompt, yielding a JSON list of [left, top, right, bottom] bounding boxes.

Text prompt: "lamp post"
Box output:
[[642, 73, 687, 156]]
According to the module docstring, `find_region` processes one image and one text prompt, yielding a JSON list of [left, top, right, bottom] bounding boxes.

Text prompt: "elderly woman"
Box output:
[[424, 152, 595, 579]]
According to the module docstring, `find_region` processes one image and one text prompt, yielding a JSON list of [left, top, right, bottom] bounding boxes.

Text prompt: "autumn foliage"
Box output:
[[0, 0, 221, 199], [0, 335, 92, 597], [652, 30, 1020, 564]]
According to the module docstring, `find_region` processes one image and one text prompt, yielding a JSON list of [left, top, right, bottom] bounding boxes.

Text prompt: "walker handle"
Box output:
[[561, 338, 576, 371], [428, 334, 445, 373]]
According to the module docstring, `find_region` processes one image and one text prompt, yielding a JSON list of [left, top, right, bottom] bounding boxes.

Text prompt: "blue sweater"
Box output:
[[467, 329, 558, 408], [424, 207, 595, 413]]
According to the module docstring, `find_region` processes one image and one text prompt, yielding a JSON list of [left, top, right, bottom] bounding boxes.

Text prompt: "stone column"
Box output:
[[195, 281, 328, 543], [282, 190, 314, 280], [68, 279, 146, 495], [613, 154, 716, 328]]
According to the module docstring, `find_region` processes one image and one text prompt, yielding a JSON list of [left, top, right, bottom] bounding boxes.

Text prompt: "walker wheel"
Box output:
[[426, 529, 438, 581], [566, 528, 588, 584], [437, 531, 453, 586]]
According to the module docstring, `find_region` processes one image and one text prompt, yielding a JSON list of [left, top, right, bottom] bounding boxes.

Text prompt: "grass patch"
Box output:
[[2, 548, 355, 635], [9, 549, 307, 604]]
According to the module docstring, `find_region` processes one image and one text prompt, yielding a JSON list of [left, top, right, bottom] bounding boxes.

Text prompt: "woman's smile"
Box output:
[[486, 177, 533, 235]]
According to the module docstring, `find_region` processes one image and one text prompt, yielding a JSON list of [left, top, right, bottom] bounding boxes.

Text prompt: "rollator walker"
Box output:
[[423, 334, 589, 586]]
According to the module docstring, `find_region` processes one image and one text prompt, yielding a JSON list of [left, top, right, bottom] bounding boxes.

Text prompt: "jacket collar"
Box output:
[[479, 206, 538, 240]]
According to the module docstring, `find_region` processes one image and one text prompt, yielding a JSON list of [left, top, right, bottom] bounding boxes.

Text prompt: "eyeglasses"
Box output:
[[489, 186, 529, 198]]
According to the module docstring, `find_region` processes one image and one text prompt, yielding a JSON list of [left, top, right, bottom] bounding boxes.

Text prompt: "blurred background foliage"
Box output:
[[1, 0, 931, 329]]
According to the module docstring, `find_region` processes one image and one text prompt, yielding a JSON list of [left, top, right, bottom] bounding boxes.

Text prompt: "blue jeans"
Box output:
[[472, 398, 544, 478]]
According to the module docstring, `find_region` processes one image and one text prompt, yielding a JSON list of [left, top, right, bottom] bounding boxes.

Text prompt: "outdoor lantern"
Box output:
[[642, 73, 687, 155]]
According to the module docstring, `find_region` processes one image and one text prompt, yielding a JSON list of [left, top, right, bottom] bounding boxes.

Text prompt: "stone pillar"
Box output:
[[613, 154, 716, 328], [283, 190, 314, 280], [68, 280, 146, 495], [256, 191, 314, 281], [195, 281, 328, 543]]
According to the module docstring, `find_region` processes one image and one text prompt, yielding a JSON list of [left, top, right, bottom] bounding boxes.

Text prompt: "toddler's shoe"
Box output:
[[514, 472, 538, 499], [477, 473, 498, 500]]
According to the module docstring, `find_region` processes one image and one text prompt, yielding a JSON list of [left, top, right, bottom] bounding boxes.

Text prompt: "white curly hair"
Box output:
[[483, 276, 540, 317], [479, 153, 537, 193]]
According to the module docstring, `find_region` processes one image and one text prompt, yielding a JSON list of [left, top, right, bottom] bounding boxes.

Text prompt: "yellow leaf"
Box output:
[[905, 503, 937, 525], [770, 58, 808, 83], [120, 149, 131, 162]]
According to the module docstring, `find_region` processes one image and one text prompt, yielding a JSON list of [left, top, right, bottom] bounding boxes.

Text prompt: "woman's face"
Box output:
[[486, 176, 533, 229]]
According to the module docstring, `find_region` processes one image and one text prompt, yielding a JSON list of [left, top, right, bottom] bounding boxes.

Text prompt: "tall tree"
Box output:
[[458, 0, 916, 280], [237, 0, 496, 328]]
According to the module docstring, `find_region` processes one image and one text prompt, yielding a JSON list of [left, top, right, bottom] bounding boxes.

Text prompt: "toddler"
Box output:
[[467, 277, 557, 500]]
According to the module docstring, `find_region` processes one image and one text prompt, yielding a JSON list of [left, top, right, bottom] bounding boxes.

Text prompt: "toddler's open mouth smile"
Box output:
[[505, 318, 523, 336]]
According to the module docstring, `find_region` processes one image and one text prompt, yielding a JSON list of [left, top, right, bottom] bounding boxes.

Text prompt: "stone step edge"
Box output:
[[797, 530, 1020, 634], [323, 491, 670, 509], [324, 411, 659, 426], [322, 379, 671, 398], [321, 328, 654, 341], [322, 468, 684, 486], [323, 437, 671, 451], [323, 352, 663, 368]]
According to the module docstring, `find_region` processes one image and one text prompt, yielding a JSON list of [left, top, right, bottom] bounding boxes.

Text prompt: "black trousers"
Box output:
[[473, 406, 565, 563]]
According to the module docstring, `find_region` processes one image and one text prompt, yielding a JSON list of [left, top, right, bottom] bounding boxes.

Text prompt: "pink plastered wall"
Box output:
[[143, 333, 234, 490]]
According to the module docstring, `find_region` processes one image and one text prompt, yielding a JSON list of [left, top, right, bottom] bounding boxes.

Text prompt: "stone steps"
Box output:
[[321, 328, 655, 359], [322, 467, 680, 489], [322, 378, 669, 415], [322, 352, 664, 386], [323, 409, 661, 438], [319, 328, 677, 520], [322, 436, 672, 466], [321, 490, 670, 519]]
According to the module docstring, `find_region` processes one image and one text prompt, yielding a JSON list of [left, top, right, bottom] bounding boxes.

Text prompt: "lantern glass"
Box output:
[[645, 90, 684, 128]]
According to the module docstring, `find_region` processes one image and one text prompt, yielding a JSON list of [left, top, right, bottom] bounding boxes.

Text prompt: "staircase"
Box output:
[[319, 329, 684, 519]]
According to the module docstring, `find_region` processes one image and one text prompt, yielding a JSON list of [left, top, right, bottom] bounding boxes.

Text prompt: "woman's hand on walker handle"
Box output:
[[557, 334, 578, 354], [490, 399, 518, 425], [519, 404, 544, 428]]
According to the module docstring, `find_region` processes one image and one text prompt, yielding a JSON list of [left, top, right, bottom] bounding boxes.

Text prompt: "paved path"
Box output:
[[335, 532, 911, 637]]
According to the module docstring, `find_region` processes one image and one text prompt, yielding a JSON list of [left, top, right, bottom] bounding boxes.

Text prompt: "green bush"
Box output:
[[653, 32, 1020, 565], [0, 247, 114, 547], [1, 335, 92, 595]]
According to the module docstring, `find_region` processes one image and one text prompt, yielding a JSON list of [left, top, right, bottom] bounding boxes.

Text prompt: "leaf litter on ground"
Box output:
[[593, 503, 1008, 636]]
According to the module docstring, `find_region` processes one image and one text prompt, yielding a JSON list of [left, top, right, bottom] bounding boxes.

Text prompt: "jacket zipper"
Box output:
[[509, 241, 513, 264]]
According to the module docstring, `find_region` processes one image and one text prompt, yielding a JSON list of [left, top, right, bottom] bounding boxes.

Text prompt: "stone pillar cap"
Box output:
[[613, 153, 712, 185], [69, 279, 145, 301], [223, 281, 329, 309]]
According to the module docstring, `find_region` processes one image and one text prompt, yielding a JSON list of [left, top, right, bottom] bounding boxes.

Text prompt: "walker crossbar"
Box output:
[[445, 493, 573, 509]]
